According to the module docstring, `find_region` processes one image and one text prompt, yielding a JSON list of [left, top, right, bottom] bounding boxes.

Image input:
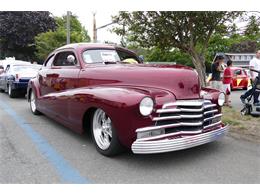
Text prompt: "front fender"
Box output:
[[201, 87, 222, 104], [53, 86, 175, 148], [201, 87, 222, 114]]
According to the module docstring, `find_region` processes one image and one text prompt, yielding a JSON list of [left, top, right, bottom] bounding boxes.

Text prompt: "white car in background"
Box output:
[[0, 62, 41, 98]]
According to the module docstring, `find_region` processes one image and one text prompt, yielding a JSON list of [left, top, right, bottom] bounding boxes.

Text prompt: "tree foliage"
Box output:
[[35, 15, 90, 62], [0, 11, 56, 60], [113, 11, 242, 86], [244, 15, 260, 40]]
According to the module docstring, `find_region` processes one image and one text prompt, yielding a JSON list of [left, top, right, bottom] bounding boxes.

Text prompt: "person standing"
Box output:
[[210, 55, 224, 91], [240, 50, 260, 105], [223, 60, 233, 107]]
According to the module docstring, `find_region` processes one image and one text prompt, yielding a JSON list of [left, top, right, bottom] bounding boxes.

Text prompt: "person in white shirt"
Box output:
[[240, 50, 260, 105]]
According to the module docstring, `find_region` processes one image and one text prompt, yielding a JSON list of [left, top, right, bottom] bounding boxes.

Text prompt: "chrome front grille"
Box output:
[[152, 99, 221, 134]]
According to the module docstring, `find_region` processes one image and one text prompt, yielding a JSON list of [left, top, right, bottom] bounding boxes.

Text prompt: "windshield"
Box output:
[[82, 49, 139, 64], [13, 65, 40, 72]]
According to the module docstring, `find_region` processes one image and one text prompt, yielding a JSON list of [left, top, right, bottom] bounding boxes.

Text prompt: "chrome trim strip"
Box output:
[[136, 121, 203, 133], [203, 121, 222, 129], [157, 108, 181, 113], [204, 104, 217, 109], [157, 107, 204, 113], [203, 100, 212, 104], [152, 114, 203, 121], [137, 130, 203, 142], [204, 109, 218, 115], [204, 114, 222, 122], [162, 100, 204, 108], [131, 125, 228, 154], [162, 100, 213, 109]]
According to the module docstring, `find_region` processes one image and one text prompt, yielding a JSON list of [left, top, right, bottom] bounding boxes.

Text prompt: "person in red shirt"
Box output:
[[223, 60, 233, 107]]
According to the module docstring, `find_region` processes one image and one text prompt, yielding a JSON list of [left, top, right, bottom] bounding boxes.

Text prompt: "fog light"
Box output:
[[137, 129, 165, 139]]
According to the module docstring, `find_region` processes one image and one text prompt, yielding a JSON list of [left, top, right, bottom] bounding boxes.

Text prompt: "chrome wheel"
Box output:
[[30, 91, 37, 113], [92, 109, 113, 150]]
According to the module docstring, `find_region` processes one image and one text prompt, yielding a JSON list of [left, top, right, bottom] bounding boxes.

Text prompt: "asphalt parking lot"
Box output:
[[0, 91, 259, 183]]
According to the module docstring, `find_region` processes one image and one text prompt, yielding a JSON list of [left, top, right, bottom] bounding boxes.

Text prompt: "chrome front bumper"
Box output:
[[131, 125, 228, 154]]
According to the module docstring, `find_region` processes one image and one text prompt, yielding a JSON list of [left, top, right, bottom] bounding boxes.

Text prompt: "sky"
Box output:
[[51, 10, 260, 45], [52, 10, 121, 44]]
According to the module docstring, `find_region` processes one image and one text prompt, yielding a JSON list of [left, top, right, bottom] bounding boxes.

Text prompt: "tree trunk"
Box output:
[[189, 51, 207, 87]]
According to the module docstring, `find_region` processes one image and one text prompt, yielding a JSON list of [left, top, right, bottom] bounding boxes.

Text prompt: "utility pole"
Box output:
[[93, 12, 97, 43], [93, 12, 117, 43], [66, 11, 71, 44]]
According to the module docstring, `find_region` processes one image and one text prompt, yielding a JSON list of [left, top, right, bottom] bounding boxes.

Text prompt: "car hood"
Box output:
[[82, 64, 201, 100]]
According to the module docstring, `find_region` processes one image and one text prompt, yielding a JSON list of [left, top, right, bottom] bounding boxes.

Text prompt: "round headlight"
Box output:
[[139, 97, 154, 116], [218, 92, 225, 106]]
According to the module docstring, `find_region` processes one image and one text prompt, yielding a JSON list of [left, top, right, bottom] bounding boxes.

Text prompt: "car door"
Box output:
[[38, 54, 56, 96], [234, 69, 247, 88], [0, 66, 6, 90], [45, 50, 81, 121], [241, 69, 249, 88]]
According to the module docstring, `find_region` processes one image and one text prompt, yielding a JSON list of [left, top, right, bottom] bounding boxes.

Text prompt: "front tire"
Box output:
[[91, 108, 123, 156], [29, 90, 41, 115]]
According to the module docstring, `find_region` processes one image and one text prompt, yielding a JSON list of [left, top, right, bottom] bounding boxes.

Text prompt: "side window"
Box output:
[[116, 49, 140, 63], [53, 51, 77, 66], [234, 69, 242, 75], [44, 55, 55, 68]]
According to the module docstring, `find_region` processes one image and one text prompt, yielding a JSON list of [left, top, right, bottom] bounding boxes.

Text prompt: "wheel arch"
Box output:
[[82, 107, 98, 136], [27, 88, 32, 101]]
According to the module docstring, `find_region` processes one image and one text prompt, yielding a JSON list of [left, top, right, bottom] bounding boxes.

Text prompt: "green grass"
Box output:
[[222, 107, 260, 142]]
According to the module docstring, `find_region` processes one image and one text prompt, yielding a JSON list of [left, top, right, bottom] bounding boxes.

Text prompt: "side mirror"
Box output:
[[67, 55, 76, 65]]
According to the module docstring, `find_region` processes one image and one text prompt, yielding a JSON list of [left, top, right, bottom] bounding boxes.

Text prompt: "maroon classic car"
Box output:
[[27, 43, 228, 156]]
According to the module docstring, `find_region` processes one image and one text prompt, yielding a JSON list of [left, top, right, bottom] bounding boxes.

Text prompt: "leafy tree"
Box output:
[[35, 15, 90, 62], [229, 40, 257, 53], [244, 15, 260, 40], [0, 11, 56, 60], [126, 43, 193, 66], [113, 11, 242, 86]]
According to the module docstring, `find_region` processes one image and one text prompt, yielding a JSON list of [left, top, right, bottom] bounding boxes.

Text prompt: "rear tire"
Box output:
[[8, 84, 17, 98], [29, 90, 41, 115], [91, 108, 123, 156]]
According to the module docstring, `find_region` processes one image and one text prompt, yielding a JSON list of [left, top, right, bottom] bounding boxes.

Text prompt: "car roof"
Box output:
[[1, 60, 30, 65], [55, 42, 133, 53]]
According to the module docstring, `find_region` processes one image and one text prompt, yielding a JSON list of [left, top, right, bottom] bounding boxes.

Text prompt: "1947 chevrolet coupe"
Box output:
[[27, 43, 228, 156]]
